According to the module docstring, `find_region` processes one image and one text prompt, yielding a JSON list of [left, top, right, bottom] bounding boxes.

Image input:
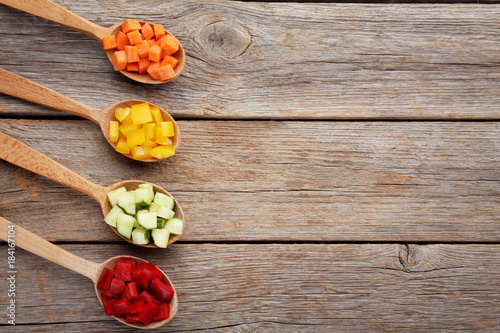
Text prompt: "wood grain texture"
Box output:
[[0, 243, 499, 331], [0, 1, 499, 119], [0, 119, 498, 242]]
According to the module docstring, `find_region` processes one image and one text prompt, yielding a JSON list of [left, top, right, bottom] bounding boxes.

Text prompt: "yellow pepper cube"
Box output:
[[127, 128, 146, 147], [150, 106, 163, 125], [143, 139, 159, 148], [155, 126, 172, 145], [115, 137, 131, 155], [160, 121, 175, 137], [119, 123, 140, 136], [150, 145, 175, 159], [120, 112, 133, 125], [143, 123, 157, 141], [115, 107, 131, 122], [109, 121, 119, 143], [131, 145, 153, 160], [131, 103, 153, 125]]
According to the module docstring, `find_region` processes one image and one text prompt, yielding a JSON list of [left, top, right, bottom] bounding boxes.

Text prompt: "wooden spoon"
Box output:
[[0, 217, 178, 328], [0, 131, 184, 248], [0, 0, 185, 84], [0, 68, 180, 162]]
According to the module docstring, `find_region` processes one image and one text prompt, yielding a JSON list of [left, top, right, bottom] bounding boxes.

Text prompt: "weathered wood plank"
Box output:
[[0, 1, 498, 119], [0, 119, 498, 242], [0, 243, 499, 331]]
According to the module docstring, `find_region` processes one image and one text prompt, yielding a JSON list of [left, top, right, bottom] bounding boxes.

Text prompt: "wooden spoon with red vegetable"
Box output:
[[0, 217, 178, 328], [0, 0, 185, 83]]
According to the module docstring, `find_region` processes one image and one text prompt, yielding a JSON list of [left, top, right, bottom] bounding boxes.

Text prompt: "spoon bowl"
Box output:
[[0, 217, 178, 329], [0, 131, 184, 248], [0, 68, 180, 162], [0, 0, 185, 84]]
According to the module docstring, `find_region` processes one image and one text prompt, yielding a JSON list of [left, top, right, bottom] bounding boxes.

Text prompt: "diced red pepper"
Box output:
[[112, 298, 131, 317], [152, 303, 170, 321], [123, 281, 139, 301], [139, 263, 162, 288], [138, 290, 155, 304], [149, 276, 175, 303], [97, 268, 114, 290], [133, 262, 148, 289], [117, 257, 136, 267], [138, 301, 161, 325], [104, 299, 117, 316], [128, 297, 146, 314], [114, 262, 134, 282], [126, 314, 142, 323], [109, 278, 126, 295]]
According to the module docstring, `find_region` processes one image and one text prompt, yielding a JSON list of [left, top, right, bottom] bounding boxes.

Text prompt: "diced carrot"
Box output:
[[127, 62, 139, 72], [147, 62, 161, 80], [141, 23, 155, 40], [159, 34, 179, 55], [112, 51, 127, 71], [147, 39, 156, 47], [116, 31, 129, 51], [149, 44, 162, 62], [121, 20, 142, 34], [138, 58, 150, 74], [158, 64, 176, 81], [136, 40, 150, 58], [153, 24, 165, 40], [160, 55, 179, 69], [124, 45, 140, 63], [127, 30, 143, 45], [102, 35, 116, 50]]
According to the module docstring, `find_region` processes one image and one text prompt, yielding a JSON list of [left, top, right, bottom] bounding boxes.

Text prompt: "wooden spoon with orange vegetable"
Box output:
[[0, 68, 180, 162], [0, 131, 184, 248], [0, 0, 185, 83]]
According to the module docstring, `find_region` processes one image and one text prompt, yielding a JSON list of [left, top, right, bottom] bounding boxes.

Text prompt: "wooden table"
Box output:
[[0, 0, 499, 331]]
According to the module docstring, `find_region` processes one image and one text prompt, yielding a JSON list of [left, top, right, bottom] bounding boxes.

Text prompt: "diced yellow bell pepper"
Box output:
[[109, 121, 119, 143], [150, 145, 175, 159], [160, 121, 175, 137], [155, 127, 173, 145], [120, 112, 134, 125], [150, 106, 163, 125], [143, 123, 157, 141], [114, 107, 131, 122], [131, 103, 153, 125], [119, 123, 140, 136], [143, 139, 159, 148], [131, 145, 153, 160], [127, 128, 146, 147], [115, 137, 131, 155]]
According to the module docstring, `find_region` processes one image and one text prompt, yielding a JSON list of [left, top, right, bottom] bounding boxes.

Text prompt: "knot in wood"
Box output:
[[196, 20, 251, 61]]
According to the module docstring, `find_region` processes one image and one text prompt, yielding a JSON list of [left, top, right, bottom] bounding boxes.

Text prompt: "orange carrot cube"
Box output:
[[102, 35, 116, 50], [141, 22, 155, 40], [153, 24, 165, 40], [121, 20, 142, 34], [159, 34, 179, 55], [149, 44, 162, 62], [116, 31, 129, 51], [158, 64, 176, 81], [136, 40, 150, 58], [127, 62, 139, 72], [127, 30, 143, 45], [147, 62, 161, 80], [160, 55, 179, 69], [124, 45, 140, 63], [147, 39, 156, 47], [112, 51, 127, 71], [138, 58, 150, 74]]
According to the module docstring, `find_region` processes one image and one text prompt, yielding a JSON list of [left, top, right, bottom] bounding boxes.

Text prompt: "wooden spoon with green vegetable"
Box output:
[[0, 131, 184, 248], [0, 217, 178, 328], [0, 0, 185, 83]]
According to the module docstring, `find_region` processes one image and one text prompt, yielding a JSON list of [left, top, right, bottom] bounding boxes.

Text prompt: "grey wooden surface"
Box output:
[[0, 0, 499, 331]]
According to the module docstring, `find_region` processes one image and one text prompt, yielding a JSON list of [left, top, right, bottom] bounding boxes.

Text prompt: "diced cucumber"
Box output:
[[107, 187, 127, 207], [135, 188, 153, 208], [137, 212, 158, 230], [149, 202, 175, 220], [116, 214, 136, 239], [132, 227, 151, 245], [117, 191, 136, 215], [151, 228, 170, 248], [104, 206, 125, 228], [157, 218, 167, 229], [134, 209, 148, 228], [153, 192, 175, 210], [165, 218, 183, 235], [138, 183, 154, 203]]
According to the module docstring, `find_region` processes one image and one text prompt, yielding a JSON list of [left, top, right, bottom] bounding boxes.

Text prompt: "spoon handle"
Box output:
[[0, 131, 107, 203], [0, 217, 100, 281], [0, 0, 109, 40], [0, 68, 102, 123]]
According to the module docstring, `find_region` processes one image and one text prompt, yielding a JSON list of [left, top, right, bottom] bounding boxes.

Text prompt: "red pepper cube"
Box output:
[[149, 276, 175, 303], [123, 281, 139, 301], [138, 290, 155, 304], [112, 298, 131, 317], [138, 301, 161, 325], [109, 278, 126, 295], [104, 299, 117, 316], [152, 303, 170, 322], [126, 314, 142, 323], [140, 263, 162, 288], [128, 298, 146, 314], [117, 257, 136, 266], [115, 262, 134, 282], [97, 268, 114, 290]]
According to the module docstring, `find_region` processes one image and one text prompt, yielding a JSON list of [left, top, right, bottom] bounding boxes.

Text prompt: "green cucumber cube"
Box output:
[[117, 191, 136, 215], [107, 186, 127, 207], [104, 206, 125, 228], [157, 218, 167, 229], [153, 192, 175, 210], [138, 183, 154, 203], [152, 228, 170, 248], [116, 214, 135, 239], [149, 202, 175, 220], [135, 188, 152, 208], [137, 212, 158, 230], [132, 227, 151, 245], [165, 218, 183, 235]]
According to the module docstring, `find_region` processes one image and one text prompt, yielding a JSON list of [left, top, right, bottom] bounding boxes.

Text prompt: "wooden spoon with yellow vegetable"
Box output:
[[0, 68, 180, 161]]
